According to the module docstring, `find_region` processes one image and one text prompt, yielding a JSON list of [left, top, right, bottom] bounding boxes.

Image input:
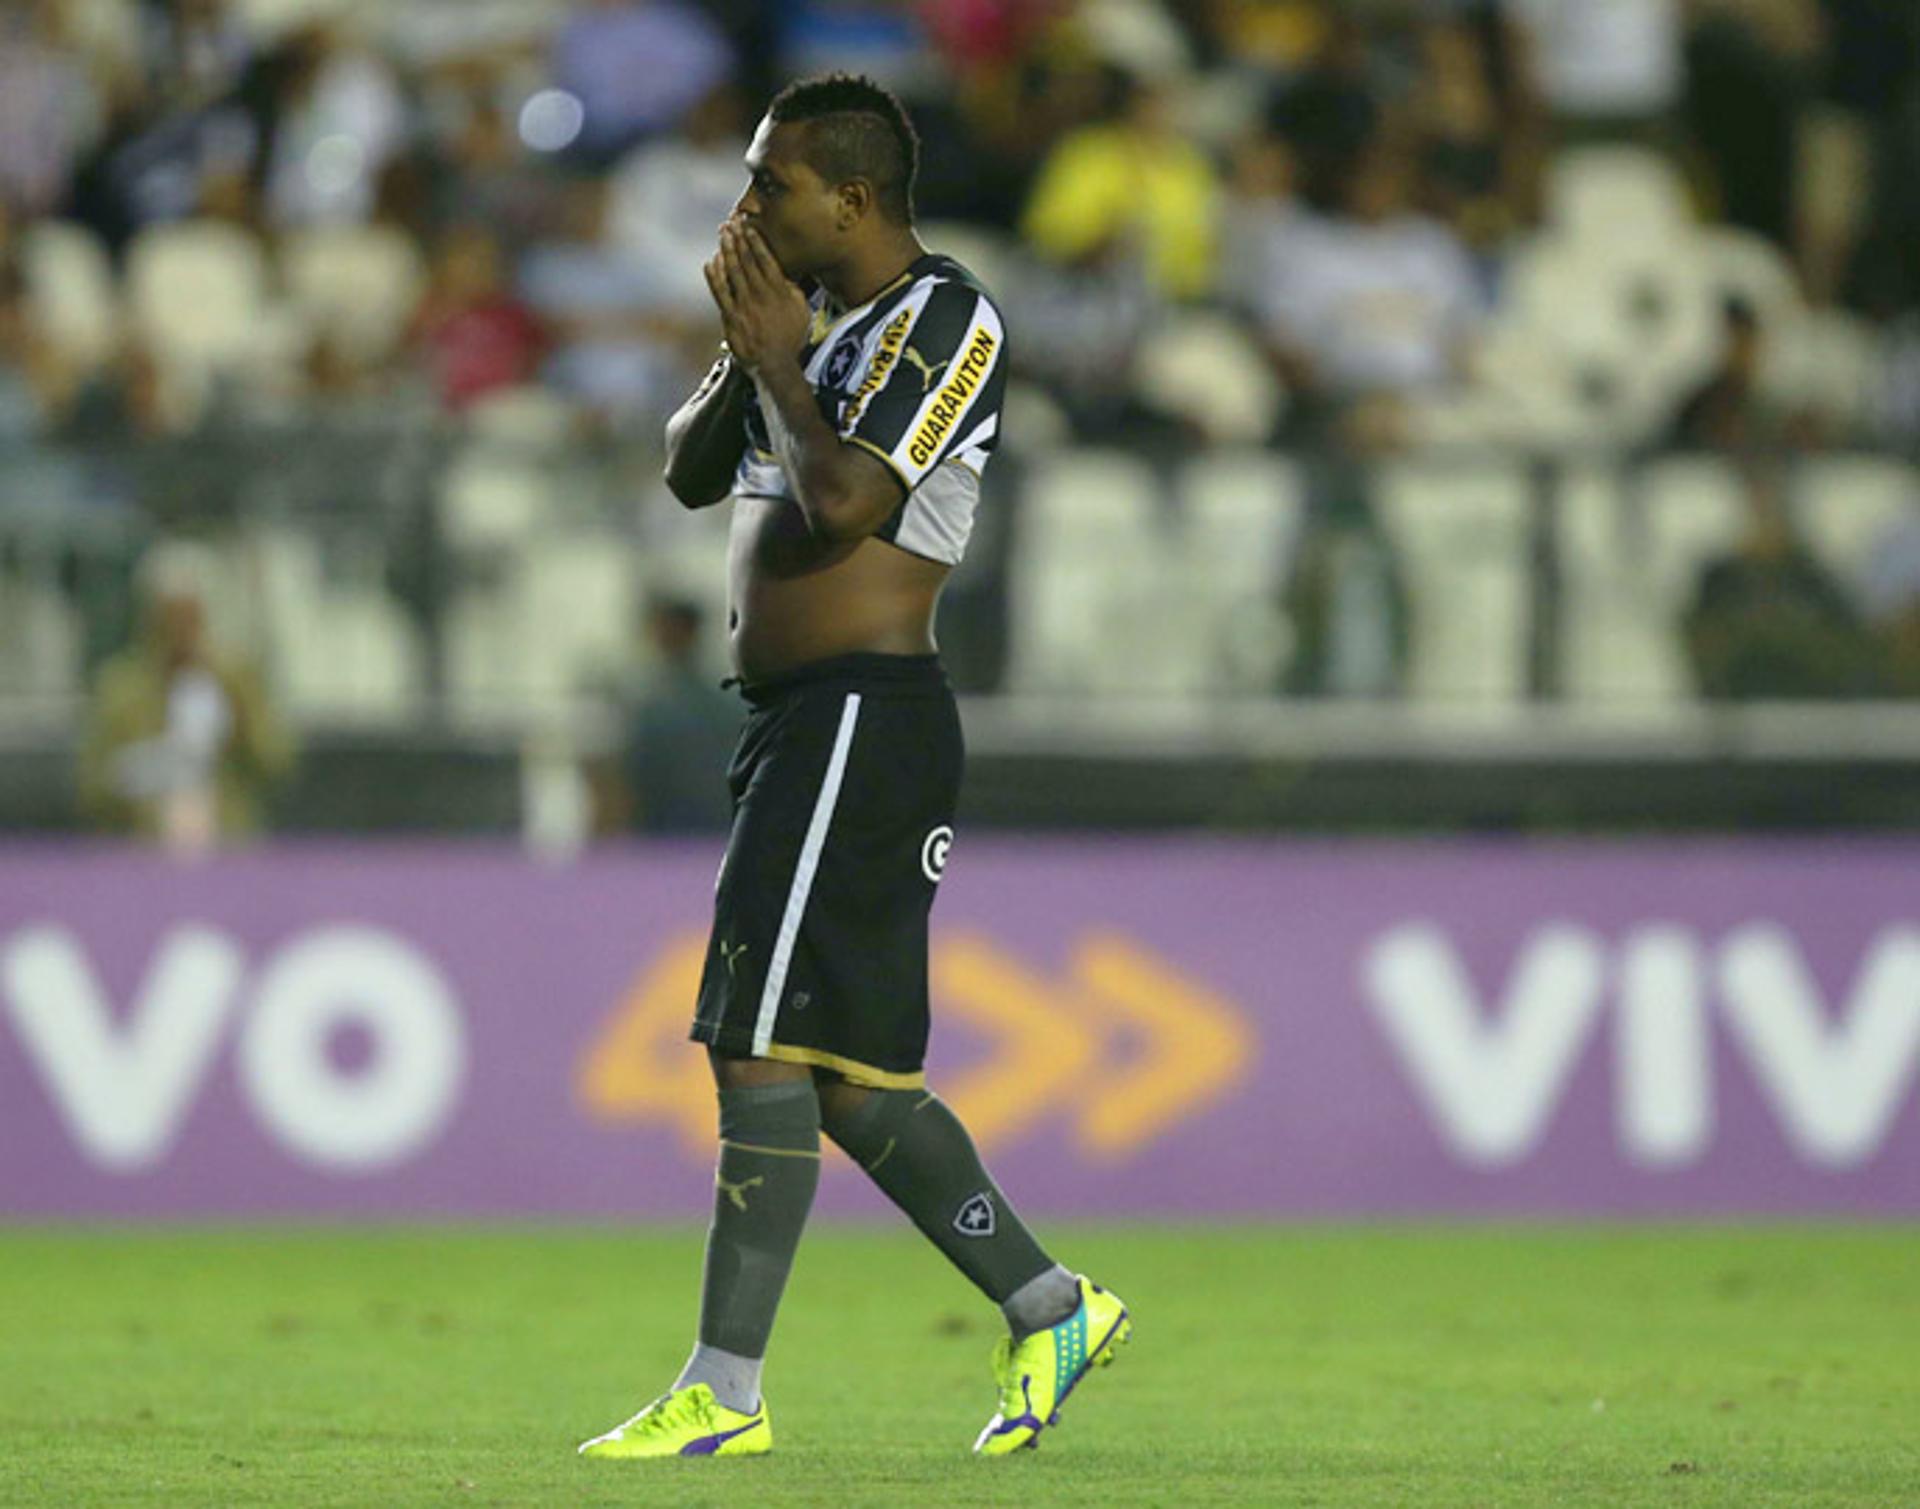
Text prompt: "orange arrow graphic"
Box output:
[[575, 930, 1255, 1164], [1066, 933, 1257, 1158], [576, 934, 715, 1157], [931, 932, 1103, 1152]]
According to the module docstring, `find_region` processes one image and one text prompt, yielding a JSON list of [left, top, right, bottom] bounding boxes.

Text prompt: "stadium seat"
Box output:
[[1374, 462, 1531, 704], [19, 220, 119, 372], [1792, 456, 1917, 599], [1500, 234, 1718, 442], [1695, 226, 1802, 330], [0, 569, 80, 700], [1176, 452, 1302, 691], [440, 454, 557, 551], [1006, 451, 1171, 696], [1560, 457, 1748, 705], [125, 219, 282, 410], [444, 529, 639, 720], [521, 533, 639, 701], [1545, 146, 1692, 249], [915, 220, 1018, 300], [1132, 312, 1279, 445], [1768, 308, 1880, 430], [279, 224, 427, 366], [249, 527, 424, 718], [635, 477, 732, 625], [463, 384, 578, 449]]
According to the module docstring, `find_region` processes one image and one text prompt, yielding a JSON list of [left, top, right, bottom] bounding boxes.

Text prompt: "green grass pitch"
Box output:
[[1, 1225, 1914, 1506]]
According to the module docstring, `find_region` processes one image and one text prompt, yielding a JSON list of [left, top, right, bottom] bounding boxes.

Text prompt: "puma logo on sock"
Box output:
[[717, 1173, 766, 1212]]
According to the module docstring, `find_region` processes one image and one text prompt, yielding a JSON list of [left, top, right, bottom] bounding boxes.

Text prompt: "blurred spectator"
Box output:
[[1408, 12, 1540, 252], [261, 23, 406, 229], [1263, 11, 1380, 205], [78, 542, 293, 849], [0, 0, 102, 218], [1508, 0, 1683, 136], [595, 596, 740, 836], [1236, 130, 1484, 447], [923, 0, 1068, 72], [1666, 295, 1829, 453], [1001, 245, 1162, 443], [778, 0, 932, 94], [408, 223, 545, 411], [1174, 0, 1331, 76], [53, 340, 172, 446], [422, 92, 553, 253], [519, 174, 685, 424], [142, 0, 253, 106], [1682, 0, 1820, 255], [1858, 500, 1920, 695], [551, 0, 737, 163], [915, 48, 1112, 230], [65, 75, 258, 256], [0, 238, 69, 437], [1682, 466, 1883, 700], [1020, 66, 1219, 302], [606, 83, 749, 333], [1283, 498, 1410, 698], [1666, 296, 1767, 451], [1795, 0, 1913, 306], [1838, 10, 1920, 320]]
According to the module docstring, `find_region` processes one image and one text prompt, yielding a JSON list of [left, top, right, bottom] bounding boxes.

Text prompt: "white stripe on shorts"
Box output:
[[752, 691, 863, 1056]]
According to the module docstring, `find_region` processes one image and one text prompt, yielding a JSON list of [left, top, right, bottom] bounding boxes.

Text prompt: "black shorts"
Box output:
[[690, 652, 962, 1087]]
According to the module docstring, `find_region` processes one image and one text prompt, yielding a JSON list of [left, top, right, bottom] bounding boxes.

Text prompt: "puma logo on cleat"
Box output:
[[901, 346, 949, 393], [717, 1173, 765, 1212], [954, 1192, 996, 1237]]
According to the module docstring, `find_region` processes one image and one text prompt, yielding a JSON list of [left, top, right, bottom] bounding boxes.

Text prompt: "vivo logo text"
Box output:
[[1363, 923, 1920, 1170], [1, 924, 466, 1174]]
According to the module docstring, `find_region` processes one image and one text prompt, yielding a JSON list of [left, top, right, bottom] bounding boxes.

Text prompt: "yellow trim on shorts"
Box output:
[[761, 1041, 926, 1090]]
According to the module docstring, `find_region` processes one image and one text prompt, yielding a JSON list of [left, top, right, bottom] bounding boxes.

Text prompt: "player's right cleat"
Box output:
[[576, 1383, 771, 1460], [973, 1275, 1131, 1455]]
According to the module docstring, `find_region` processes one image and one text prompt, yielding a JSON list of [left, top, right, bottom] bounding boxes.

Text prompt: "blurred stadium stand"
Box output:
[[3, 0, 1919, 839]]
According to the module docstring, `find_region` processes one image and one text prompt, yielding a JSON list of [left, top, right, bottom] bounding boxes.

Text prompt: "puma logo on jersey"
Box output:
[[720, 939, 749, 979], [717, 1173, 766, 1212], [901, 345, 949, 393]]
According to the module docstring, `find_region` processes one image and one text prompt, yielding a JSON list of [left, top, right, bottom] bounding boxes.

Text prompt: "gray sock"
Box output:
[[674, 1342, 764, 1415], [1002, 1263, 1082, 1340], [694, 1081, 820, 1377], [821, 1088, 1057, 1312]]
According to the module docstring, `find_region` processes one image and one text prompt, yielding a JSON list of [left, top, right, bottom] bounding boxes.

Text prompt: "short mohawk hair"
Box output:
[[769, 73, 919, 225]]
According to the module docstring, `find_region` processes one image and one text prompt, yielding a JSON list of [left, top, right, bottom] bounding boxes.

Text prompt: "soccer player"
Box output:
[[577, 73, 1131, 1462]]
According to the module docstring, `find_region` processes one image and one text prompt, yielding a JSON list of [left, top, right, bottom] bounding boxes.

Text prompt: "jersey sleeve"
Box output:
[[838, 279, 1007, 492]]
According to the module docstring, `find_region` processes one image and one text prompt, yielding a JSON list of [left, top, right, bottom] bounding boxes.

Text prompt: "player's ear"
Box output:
[[836, 177, 873, 230]]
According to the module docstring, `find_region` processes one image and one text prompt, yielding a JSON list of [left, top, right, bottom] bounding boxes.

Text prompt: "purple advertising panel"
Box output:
[[2, 839, 1918, 1219]]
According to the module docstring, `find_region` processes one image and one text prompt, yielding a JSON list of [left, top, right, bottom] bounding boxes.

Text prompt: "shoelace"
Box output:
[[625, 1389, 715, 1438]]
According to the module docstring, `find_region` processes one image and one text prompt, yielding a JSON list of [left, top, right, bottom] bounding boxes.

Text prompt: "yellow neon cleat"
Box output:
[[973, 1275, 1131, 1455], [577, 1383, 771, 1460]]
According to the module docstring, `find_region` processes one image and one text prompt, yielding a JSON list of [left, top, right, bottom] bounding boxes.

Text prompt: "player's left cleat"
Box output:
[[973, 1275, 1131, 1456], [576, 1383, 771, 1460]]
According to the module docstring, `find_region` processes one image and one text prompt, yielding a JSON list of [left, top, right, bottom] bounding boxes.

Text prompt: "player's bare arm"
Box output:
[[662, 344, 751, 509], [710, 221, 904, 542]]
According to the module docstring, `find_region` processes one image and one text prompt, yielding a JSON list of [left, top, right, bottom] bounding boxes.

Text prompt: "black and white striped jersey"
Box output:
[[734, 251, 1007, 566]]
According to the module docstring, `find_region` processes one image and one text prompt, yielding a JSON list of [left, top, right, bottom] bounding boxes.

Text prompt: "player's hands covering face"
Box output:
[[706, 219, 810, 375]]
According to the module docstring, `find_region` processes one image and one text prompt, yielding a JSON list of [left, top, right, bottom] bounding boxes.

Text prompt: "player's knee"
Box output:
[[818, 1083, 916, 1163], [816, 1078, 878, 1137]]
